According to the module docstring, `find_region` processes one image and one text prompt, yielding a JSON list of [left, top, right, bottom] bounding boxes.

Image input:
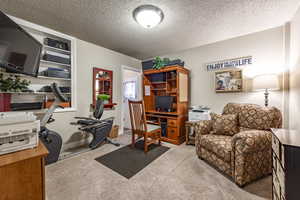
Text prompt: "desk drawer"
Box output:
[[168, 119, 178, 127], [167, 127, 179, 140]]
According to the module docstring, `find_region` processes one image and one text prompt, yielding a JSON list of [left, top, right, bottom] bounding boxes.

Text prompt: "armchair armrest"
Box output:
[[232, 130, 272, 154], [231, 130, 272, 186]]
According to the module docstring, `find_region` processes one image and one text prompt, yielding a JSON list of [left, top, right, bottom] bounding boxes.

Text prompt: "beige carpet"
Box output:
[[46, 133, 271, 200]]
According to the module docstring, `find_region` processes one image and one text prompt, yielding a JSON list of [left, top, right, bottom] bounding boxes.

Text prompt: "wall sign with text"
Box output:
[[206, 56, 252, 71]]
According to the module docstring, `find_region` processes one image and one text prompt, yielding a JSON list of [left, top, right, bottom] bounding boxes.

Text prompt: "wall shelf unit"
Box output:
[[0, 15, 77, 113]]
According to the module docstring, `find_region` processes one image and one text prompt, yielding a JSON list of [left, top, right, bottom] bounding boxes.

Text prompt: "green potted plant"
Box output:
[[0, 73, 31, 112], [153, 56, 170, 70], [97, 94, 111, 105]]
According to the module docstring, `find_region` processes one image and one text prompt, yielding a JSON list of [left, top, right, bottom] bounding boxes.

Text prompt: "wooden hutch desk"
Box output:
[[143, 65, 189, 145]]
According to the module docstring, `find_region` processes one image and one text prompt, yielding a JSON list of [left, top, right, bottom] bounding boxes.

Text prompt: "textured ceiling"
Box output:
[[0, 0, 299, 60]]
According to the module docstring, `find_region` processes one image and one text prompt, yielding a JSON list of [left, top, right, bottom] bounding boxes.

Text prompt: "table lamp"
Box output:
[[253, 74, 279, 107]]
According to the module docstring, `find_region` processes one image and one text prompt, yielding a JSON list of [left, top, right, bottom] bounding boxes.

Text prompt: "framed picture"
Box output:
[[215, 70, 242, 93]]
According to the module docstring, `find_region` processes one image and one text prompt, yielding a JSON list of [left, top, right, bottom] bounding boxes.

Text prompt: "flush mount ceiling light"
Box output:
[[133, 5, 164, 28]]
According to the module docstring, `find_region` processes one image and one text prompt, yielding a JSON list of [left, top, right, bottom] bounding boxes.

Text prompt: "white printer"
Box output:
[[0, 112, 40, 155], [188, 106, 211, 122]]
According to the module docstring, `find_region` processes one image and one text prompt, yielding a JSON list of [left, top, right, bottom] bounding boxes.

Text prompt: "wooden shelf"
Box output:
[[146, 110, 179, 116], [143, 65, 189, 75], [1, 71, 71, 81], [40, 60, 71, 67], [151, 82, 166, 84], [0, 92, 71, 95], [38, 75, 71, 81], [146, 121, 160, 125], [43, 45, 71, 55], [151, 88, 167, 91], [167, 78, 177, 81]]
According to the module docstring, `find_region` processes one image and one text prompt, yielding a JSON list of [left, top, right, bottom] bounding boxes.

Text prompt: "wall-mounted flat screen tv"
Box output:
[[0, 11, 42, 77]]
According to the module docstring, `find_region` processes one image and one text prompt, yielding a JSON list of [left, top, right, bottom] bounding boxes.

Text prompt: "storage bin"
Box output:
[[108, 125, 119, 138]]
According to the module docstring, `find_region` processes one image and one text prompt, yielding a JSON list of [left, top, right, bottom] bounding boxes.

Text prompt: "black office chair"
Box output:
[[71, 99, 120, 149]]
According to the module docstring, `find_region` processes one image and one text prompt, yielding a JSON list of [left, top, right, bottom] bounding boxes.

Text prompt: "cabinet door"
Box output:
[[167, 127, 179, 140], [178, 72, 188, 102], [0, 157, 43, 200]]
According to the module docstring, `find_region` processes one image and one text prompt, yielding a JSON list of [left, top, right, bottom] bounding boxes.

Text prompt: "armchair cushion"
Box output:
[[210, 113, 239, 136], [200, 135, 232, 162], [238, 104, 278, 130]]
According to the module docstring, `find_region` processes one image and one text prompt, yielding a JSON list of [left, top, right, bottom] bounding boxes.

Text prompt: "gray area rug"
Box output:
[[95, 140, 169, 179]]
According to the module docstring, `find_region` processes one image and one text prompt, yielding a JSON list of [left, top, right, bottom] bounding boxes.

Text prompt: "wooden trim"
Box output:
[[143, 65, 190, 74]]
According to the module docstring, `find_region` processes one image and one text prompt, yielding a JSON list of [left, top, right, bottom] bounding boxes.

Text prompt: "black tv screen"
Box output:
[[0, 11, 42, 77]]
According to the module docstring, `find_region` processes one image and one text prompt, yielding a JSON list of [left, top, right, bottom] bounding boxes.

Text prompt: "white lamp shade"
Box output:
[[253, 74, 279, 91]]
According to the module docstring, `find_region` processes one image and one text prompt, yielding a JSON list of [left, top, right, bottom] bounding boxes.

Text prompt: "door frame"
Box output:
[[120, 65, 142, 134]]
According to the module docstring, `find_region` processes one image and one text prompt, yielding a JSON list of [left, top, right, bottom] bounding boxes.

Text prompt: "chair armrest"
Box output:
[[232, 130, 272, 154], [195, 120, 212, 136]]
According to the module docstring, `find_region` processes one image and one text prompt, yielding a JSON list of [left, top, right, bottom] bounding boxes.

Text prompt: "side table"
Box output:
[[185, 121, 199, 145]]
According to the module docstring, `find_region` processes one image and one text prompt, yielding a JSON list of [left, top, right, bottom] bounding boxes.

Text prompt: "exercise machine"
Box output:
[[71, 99, 120, 149], [39, 82, 66, 165]]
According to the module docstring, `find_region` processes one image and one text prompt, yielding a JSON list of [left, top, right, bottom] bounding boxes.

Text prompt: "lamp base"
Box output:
[[264, 89, 269, 107]]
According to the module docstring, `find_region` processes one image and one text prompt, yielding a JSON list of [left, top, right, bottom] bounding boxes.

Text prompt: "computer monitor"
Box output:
[[155, 96, 173, 112]]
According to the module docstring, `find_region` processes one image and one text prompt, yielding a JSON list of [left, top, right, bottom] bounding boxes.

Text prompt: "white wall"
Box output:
[[289, 7, 300, 130], [159, 27, 286, 116], [47, 39, 141, 150]]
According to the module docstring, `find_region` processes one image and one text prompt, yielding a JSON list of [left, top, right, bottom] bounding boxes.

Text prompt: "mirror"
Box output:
[[93, 67, 115, 108]]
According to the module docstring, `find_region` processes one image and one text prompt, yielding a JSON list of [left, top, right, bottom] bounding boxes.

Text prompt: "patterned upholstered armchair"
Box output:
[[195, 103, 282, 186]]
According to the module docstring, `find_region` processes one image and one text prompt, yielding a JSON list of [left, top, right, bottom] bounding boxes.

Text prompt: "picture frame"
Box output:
[[215, 70, 242, 93]]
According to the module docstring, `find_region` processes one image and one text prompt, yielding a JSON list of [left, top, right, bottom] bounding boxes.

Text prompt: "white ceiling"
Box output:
[[0, 0, 299, 60]]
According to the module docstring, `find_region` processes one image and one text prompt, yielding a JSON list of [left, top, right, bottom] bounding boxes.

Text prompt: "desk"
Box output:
[[145, 111, 187, 145], [0, 141, 48, 200]]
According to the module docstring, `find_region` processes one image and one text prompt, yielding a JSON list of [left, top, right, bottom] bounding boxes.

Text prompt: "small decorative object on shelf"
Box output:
[[0, 73, 31, 112], [142, 57, 185, 71], [153, 56, 170, 69], [97, 94, 111, 105], [0, 73, 31, 92]]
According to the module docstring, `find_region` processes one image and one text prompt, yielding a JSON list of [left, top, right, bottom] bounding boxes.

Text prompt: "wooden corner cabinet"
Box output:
[[143, 65, 189, 145], [271, 128, 300, 200]]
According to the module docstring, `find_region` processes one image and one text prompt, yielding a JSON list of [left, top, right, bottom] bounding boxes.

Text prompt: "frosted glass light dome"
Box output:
[[133, 5, 164, 28]]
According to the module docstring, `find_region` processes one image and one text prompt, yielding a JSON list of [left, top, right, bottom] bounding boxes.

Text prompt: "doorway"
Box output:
[[121, 66, 142, 134]]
